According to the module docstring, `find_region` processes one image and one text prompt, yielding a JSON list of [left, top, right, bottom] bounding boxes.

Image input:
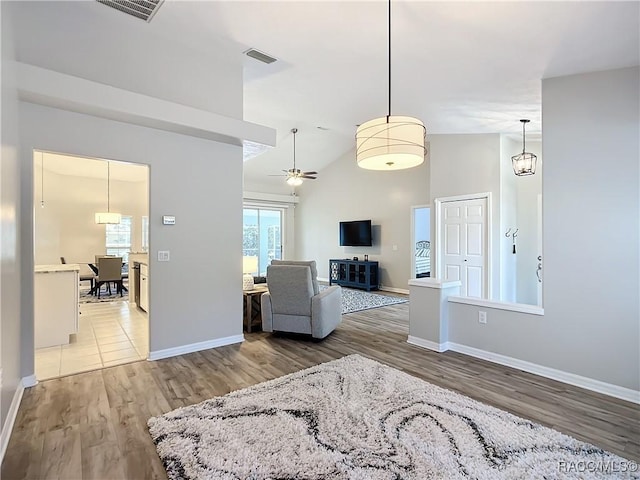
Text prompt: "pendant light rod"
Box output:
[[387, 0, 391, 120], [355, 0, 426, 171], [292, 128, 297, 171], [520, 118, 530, 153], [107, 160, 111, 212], [95, 159, 121, 224]]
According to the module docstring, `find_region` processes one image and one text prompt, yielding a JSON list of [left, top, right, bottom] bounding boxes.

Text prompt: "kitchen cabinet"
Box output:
[[139, 263, 149, 312], [34, 264, 79, 348]]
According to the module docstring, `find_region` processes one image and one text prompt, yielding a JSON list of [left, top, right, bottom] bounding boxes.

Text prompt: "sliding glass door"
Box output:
[[243, 207, 283, 276]]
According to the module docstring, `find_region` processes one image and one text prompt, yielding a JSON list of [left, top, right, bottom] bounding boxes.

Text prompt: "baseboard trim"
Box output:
[[148, 334, 245, 361], [379, 285, 410, 295], [447, 342, 640, 405], [318, 279, 409, 295], [22, 375, 37, 388], [0, 375, 35, 463], [407, 336, 450, 353]]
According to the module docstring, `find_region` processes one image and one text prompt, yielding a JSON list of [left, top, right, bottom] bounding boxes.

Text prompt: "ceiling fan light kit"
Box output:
[[272, 128, 318, 187], [356, 0, 426, 171], [511, 119, 537, 176]]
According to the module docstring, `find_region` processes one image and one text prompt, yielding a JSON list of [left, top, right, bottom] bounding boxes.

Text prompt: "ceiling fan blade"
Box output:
[[301, 175, 317, 179], [268, 174, 288, 177]]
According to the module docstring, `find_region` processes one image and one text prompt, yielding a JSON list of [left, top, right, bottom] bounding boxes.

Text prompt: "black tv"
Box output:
[[340, 220, 372, 247]]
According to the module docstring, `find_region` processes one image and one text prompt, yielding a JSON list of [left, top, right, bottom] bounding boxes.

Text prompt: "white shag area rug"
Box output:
[[320, 286, 408, 314], [148, 355, 638, 480]]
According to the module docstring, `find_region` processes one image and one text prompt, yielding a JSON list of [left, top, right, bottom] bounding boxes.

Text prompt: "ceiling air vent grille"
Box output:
[[244, 48, 278, 65], [96, 0, 164, 22]]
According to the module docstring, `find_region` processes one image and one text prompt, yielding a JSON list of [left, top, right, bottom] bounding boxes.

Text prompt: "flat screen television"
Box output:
[[339, 220, 372, 247]]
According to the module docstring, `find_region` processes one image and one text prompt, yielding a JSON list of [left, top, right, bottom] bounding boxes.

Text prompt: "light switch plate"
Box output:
[[158, 250, 170, 262]]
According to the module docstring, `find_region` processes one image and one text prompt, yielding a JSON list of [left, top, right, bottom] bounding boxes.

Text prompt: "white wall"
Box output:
[[515, 141, 542, 305], [0, 0, 23, 432], [500, 135, 518, 302], [296, 148, 430, 290], [6, 0, 253, 380], [21, 103, 244, 357], [439, 67, 639, 393], [429, 134, 502, 298], [34, 158, 148, 266], [11, 1, 242, 120], [541, 66, 639, 390]]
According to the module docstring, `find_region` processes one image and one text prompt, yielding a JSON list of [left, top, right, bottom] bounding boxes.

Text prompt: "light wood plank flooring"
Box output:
[[3, 300, 639, 479]]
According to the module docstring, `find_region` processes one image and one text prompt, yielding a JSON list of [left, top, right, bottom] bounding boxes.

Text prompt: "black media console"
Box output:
[[329, 259, 379, 291]]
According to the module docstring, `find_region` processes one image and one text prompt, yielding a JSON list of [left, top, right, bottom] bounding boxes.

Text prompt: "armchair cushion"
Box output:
[[262, 263, 342, 339], [270, 260, 319, 295]]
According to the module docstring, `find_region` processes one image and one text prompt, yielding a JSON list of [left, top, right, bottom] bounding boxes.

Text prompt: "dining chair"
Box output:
[[95, 256, 124, 298], [61, 256, 96, 291]]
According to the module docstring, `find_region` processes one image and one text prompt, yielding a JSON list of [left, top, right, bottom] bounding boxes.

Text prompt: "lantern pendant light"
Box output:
[[356, 0, 426, 170], [512, 119, 537, 176], [95, 160, 122, 224]]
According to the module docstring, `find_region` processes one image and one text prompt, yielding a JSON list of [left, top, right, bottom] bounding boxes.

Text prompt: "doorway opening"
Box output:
[[33, 151, 150, 380], [242, 206, 285, 275], [411, 205, 431, 279]]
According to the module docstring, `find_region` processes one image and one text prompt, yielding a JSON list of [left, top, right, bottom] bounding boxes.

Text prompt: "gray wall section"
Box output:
[[20, 104, 244, 355], [429, 134, 502, 299], [541, 67, 639, 390], [295, 147, 430, 290], [1, 0, 23, 429], [11, 1, 243, 119], [447, 67, 639, 391]]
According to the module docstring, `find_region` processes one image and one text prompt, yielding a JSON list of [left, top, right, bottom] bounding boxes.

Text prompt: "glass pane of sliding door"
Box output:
[[243, 207, 283, 276]]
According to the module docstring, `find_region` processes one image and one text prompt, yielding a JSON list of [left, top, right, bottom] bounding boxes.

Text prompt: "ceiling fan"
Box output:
[[270, 128, 318, 186]]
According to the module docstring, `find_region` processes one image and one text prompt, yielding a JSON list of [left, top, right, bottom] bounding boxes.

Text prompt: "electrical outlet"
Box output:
[[478, 311, 487, 324]]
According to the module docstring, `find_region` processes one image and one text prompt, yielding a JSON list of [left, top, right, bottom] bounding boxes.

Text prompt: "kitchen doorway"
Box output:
[[33, 151, 150, 380]]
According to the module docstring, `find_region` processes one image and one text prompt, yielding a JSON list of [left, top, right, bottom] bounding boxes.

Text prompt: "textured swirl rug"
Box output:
[[320, 286, 408, 314], [148, 355, 637, 480]]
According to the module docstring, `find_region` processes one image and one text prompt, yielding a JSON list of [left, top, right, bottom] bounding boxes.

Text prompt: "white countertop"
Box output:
[[35, 264, 80, 273], [129, 252, 148, 266]]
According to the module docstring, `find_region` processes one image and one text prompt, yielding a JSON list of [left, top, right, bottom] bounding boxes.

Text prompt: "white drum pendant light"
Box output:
[[356, 0, 426, 170], [95, 160, 122, 224]]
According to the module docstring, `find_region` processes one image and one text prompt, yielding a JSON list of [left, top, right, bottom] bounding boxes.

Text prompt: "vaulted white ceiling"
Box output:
[[34, 1, 640, 191]]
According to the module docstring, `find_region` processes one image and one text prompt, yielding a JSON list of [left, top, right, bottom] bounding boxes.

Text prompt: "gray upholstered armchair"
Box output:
[[261, 260, 342, 339]]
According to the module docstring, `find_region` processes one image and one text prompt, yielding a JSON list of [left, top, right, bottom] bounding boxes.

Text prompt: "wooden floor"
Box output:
[[3, 301, 639, 479]]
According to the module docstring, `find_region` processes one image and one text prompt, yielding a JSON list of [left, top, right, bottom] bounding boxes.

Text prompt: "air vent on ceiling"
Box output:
[[244, 48, 278, 65], [96, 0, 164, 22]]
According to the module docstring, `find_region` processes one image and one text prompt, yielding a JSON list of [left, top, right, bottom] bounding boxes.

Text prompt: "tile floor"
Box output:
[[35, 298, 148, 380]]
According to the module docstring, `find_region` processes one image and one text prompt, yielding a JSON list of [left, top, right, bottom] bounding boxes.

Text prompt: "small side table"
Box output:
[[243, 285, 268, 333]]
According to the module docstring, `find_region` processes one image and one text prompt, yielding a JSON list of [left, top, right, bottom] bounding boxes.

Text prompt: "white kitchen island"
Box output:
[[35, 264, 80, 349]]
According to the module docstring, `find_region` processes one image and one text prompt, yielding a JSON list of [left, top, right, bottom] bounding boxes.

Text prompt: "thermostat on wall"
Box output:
[[162, 215, 176, 225]]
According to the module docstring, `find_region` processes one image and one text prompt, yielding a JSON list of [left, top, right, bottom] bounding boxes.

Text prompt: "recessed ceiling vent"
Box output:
[[96, 0, 164, 22], [244, 48, 278, 65]]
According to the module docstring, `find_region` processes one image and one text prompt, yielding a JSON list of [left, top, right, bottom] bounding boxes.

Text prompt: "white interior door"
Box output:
[[440, 197, 488, 298]]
